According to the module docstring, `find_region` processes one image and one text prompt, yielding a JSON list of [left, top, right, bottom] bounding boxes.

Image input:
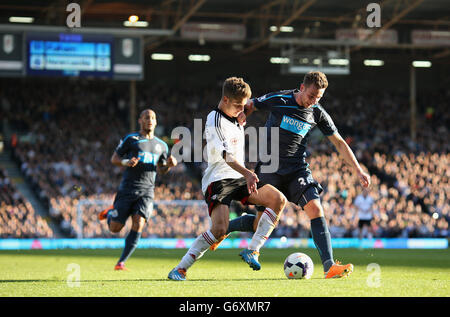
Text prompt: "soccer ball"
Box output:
[[283, 252, 314, 279]]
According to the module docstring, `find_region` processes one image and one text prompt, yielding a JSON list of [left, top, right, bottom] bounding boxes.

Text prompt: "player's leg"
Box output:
[[217, 171, 283, 250], [169, 204, 228, 281], [98, 205, 114, 221], [367, 220, 373, 239], [209, 178, 255, 251], [247, 184, 286, 248], [211, 210, 261, 251], [247, 168, 286, 233], [226, 213, 257, 234], [302, 196, 353, 278], [99, 206, 124, 233], [302, 197, 334, 269], [289, 169, 352, 278], [239, 184, 287, 270], [109, 220, 125, 234], [115, 214, 146, 270], [210, 212, 256, 251], [115, 197, 151, 270], [358, 219, 364, 240], [99, 192, 129, 234]]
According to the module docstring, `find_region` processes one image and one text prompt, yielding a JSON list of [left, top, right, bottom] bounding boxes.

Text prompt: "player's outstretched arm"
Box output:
[[223, 152, 259, 194], [111, 152, 140, 167], [327, 132, 371, 188]]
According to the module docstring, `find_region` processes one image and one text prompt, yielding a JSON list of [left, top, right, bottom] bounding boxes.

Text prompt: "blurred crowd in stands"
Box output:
[[0, 78, 448, 239], [0, 168, 53, 238], [272, 152, 449, 239]]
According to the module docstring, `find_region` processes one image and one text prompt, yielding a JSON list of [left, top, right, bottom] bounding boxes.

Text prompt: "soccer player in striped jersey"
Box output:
[[168, 77, 287, 281], [98, 109, 177, 270], [220, 71, 371, 278]]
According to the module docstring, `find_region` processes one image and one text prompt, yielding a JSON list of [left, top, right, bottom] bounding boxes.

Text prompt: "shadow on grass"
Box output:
[[1, 249, 449, 269], [0, 277, 286, 283]]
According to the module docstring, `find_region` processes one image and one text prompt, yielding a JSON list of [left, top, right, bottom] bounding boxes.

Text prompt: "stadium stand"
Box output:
[[0, 167, 53, 238], [0, 77, 448, 239]]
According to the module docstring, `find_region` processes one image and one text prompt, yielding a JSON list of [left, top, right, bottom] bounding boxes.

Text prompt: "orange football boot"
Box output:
[[98, 205, 114, 221], [209, 234, 230, 251], [114, 262, 129, 271], [324, 260, 354, 279]]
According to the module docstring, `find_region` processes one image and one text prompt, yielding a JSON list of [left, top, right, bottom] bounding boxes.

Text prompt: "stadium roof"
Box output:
[[1, 0, 449, 60], [1, 1, 448, 28]]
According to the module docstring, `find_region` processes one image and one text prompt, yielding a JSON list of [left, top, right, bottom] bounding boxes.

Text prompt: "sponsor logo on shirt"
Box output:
[[279, 115, 312, 137], [138, 151, 159, 164]]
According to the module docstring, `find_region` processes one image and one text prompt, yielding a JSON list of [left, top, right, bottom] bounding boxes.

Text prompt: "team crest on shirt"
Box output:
[[109, 209, 118, 218], [155, 144, 162, 153], [230, 138, 238, 146], [257, 94, 268, 102]]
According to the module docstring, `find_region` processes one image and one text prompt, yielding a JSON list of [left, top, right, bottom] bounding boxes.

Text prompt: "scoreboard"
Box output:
[[0, 30, 143, 80], [27, 32, 113, 78]]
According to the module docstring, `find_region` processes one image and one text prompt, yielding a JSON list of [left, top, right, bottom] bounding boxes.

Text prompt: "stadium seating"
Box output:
[[0, 168, 53, 238], [0, 78, 448, 239]]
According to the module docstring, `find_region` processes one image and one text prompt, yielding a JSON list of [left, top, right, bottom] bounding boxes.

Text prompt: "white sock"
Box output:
[[248, 208, 278, 252], [176, 230, 216, 271]]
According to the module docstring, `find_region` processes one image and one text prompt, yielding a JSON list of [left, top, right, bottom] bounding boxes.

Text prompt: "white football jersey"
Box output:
[[354, 194, 374, 220], [201, 109, 245, 193]]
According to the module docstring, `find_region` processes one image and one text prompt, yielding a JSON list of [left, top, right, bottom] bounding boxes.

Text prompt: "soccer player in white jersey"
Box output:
[[168, 77, 287, 281], [354, 188, 375, 240], [216, 71, 371, 279]]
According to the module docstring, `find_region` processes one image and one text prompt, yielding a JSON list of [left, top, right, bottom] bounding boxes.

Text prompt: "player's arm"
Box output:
[[111, 151, 140, 168], [327, 132, 371, 188], [223, 151, 259, 194], [112, 136, 140, 168], [157, 155, 177, 175]]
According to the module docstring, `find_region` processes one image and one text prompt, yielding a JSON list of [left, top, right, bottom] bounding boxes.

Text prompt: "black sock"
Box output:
[[310, 217, 334, 272], [118, 230, 141, 264], [227, 214, 256, 234]]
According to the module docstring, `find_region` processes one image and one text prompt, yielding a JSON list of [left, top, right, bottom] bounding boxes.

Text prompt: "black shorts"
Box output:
[[110, 189, 154, 225], [255, 163, 323, 208], [358, 219, 372, 228], [204, 178, 263, 216]]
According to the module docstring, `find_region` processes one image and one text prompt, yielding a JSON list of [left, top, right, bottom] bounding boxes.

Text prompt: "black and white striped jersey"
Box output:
[[201, 108, 245, 194]]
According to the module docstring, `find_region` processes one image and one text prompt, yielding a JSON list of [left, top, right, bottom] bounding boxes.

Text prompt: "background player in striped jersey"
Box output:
[[168, 77, 287, 281], [223, 71, 371, 278], [98, 109, 177, 270]]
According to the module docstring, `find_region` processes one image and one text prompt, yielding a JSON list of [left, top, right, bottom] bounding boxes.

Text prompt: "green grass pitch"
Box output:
[[0, 248, 448, 297]]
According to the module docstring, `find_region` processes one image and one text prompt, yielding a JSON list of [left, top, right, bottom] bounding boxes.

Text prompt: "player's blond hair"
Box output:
[[222, 77, 252, 100], [303, 71, 328, 89]]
